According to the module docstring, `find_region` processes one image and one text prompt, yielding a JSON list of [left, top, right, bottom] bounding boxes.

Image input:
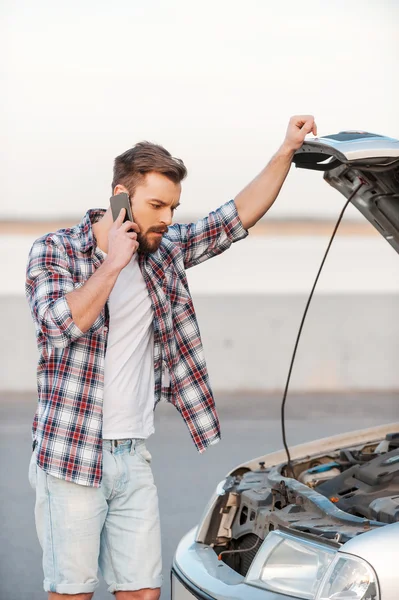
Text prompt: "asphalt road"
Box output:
[[1, 391, 398, 600]]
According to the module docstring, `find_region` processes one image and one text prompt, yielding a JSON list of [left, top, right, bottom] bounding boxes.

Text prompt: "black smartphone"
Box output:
[[110, 192, 134, 223]]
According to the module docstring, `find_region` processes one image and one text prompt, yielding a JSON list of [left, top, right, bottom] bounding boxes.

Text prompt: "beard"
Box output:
[[136, 227, 167, 255], [131, 209, 168, 255]]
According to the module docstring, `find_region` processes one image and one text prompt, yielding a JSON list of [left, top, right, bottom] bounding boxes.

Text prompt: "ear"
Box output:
[[113, 184, 129, 196]]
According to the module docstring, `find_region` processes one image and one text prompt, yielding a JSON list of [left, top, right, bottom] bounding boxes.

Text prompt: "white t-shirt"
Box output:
[[100, 251, 155, 440]]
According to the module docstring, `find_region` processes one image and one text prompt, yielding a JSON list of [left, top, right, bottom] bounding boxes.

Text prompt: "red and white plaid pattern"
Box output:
[[26, 200, 248, 486]]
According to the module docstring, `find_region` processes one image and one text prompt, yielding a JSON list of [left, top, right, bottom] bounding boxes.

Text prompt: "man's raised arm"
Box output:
[[234, 115, 317, 230]]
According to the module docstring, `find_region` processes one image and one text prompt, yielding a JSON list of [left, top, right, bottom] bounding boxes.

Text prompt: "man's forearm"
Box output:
[[65, 258, 121, 332], [234, 144, 294, 230], [234, 115, 317, 229]]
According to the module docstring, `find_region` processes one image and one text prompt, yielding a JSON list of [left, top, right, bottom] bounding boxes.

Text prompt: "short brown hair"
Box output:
[[112, 141, 187, 196]]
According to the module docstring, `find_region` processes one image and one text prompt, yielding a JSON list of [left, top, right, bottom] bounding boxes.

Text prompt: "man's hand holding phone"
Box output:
[[64, 199, 141, 334], [106, 208, 141, 272]]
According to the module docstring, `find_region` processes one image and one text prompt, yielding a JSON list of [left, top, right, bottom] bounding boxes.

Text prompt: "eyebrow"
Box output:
[[147, 198, 180, 208]]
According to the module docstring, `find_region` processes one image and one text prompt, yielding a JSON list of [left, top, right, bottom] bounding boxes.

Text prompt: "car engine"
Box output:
[[204, 433, 399, 577], [316, 441, 399, 523]]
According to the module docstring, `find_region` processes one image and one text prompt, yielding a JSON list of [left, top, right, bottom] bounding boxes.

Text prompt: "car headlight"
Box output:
[[316, 553, 379, 600], [246, 530, 379, 600], [246, 530, 336, 598]]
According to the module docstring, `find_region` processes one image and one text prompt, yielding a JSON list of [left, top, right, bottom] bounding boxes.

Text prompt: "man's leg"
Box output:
[[99, 440, 163, 596], [115, 590, 160, 600], [49, 594, 93, 600], [30, 452, 107, 596]]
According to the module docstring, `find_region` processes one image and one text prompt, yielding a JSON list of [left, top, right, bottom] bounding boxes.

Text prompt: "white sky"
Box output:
[[1, 0, 398, 220]]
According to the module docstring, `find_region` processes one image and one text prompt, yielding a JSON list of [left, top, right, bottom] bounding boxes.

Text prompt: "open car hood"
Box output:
[[293, 131, 399, 253]]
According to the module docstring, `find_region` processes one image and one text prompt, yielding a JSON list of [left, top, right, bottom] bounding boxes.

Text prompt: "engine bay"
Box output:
[[204, 433, 399, 577], [193, 139, 399, 580]]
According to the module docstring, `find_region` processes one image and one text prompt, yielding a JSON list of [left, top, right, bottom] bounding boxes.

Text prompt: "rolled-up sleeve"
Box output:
[[25, 236, 84, 348], [166, 199, 249, 269]]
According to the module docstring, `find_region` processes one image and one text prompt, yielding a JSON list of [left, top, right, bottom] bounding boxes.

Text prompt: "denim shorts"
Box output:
[[28, 439, 162, 595]]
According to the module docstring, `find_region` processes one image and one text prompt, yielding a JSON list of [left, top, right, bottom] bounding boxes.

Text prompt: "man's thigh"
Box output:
[[31, 453, 107, 595], [99, 442, 163, 594]]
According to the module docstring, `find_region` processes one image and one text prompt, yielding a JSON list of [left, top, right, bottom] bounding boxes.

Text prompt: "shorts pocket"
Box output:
[[28, 450, 37, 489], [136, 446, 152, 466]]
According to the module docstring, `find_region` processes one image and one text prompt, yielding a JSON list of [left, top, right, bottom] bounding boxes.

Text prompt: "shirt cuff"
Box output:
[[50, 296, 84, 344], [218, 199, 249, 243]]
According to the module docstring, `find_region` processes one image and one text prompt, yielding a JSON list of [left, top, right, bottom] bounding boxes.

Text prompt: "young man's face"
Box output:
[[115, 171, 181, 254]]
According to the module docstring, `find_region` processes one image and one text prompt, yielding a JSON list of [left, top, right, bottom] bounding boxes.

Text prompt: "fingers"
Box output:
[[305, 119, 317, 136], [113, 211, 140, 233], [303, 119, 315, 134], [290, 115, 316, 134], [115, 207, 126, 226], [291, 114, 314, 126], [131, 240, 139, 253], [130, 222, 141, 233], [124, 237, 139, 253], [120, 220, 141, 233], [284, 114, 317, 151]]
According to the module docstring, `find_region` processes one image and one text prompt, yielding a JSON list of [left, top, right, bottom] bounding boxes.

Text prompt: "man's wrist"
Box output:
[[276, 142, 296, 159], [101, 256, 122, 278]]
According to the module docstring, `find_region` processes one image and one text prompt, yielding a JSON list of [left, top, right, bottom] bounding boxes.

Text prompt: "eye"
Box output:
[[151, 204, 162, 209]]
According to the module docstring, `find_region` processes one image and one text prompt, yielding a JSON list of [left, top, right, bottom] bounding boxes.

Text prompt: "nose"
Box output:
[[160, 208, 173, 227]]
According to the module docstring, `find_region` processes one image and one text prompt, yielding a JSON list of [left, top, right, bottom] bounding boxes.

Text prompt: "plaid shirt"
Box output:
[[26, 199, 248, 486]]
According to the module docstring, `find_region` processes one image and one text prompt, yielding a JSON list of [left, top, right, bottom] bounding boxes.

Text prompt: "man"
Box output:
[[26, 115, 317, 600]]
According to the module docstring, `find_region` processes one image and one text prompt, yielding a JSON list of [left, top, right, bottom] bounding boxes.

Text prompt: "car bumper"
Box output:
[[171, 527, 294, 600]]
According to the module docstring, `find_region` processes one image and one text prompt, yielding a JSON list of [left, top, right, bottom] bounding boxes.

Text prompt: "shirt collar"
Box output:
[[78, 208, 106, 253]]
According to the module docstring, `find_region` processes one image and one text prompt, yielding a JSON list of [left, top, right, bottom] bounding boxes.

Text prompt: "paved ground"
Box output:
[[1, 391, 398, 599]]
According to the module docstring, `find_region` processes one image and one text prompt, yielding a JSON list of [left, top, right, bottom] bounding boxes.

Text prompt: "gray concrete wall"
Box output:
[[1, 294, 398, 392], [194, 294, 399, 392]]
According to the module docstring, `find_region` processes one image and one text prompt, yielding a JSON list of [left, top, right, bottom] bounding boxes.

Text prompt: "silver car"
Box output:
[[171, 132, 399, 600]]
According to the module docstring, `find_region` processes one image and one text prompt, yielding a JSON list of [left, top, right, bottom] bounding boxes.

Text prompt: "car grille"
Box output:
[[235, 533, 262, 576]]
